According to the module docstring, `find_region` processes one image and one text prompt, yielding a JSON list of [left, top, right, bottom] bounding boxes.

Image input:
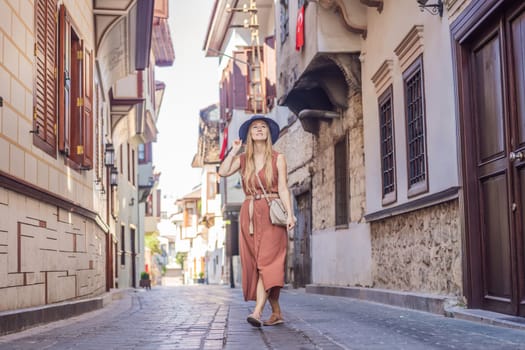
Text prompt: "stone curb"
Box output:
[[0, 288, 130, 336], [446, 306, 525, 331], [305, 284, 525, 331], [305, 284, 453, 315]]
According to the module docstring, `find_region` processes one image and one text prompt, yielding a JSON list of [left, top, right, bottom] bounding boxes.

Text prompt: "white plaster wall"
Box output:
[[312, 223, 372, 286], [113, 115, 140, 289], [362, 1, 459, 215]]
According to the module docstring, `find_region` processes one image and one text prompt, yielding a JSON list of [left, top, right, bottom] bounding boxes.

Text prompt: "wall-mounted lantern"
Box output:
[[104, 143, 115, 167], [110, 167, 119, 187], [417, 0, 443, 17]]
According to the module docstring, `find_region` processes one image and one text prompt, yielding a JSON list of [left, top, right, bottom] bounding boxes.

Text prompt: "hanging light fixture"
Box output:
[[110, 167, 119, 187], [104, 143, 115, 167]]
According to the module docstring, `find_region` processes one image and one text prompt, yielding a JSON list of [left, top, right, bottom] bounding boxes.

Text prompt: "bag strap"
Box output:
[[255, 173, 272, 205]]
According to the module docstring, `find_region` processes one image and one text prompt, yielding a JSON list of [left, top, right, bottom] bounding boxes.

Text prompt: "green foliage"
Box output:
[[198, 271, 205, 279], [175, 252, 187, 269], [140, 271, 150, 280], [145, 232, 162, 255]]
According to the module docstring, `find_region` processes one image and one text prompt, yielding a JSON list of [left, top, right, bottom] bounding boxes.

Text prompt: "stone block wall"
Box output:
[[370, 199, 462, 296], [313, 93, 366, 230], [0, 187, 106, 311]]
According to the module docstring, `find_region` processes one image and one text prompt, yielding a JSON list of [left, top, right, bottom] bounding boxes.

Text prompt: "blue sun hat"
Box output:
[[238, 115, 280, 144]]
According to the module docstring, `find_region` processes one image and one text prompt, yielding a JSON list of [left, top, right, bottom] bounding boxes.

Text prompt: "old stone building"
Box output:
[[277, 0, 525, 319], [202, 0, 525, 319]]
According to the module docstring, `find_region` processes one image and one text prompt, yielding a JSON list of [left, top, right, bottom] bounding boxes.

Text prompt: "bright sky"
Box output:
[[155, 0, 218, 210]]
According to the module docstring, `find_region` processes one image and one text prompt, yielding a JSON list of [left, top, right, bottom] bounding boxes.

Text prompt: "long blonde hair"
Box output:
[[243, 123, 274, 193]]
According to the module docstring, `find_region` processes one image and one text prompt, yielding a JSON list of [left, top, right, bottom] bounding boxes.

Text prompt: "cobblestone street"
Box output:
[[1, 285, 525, 349]]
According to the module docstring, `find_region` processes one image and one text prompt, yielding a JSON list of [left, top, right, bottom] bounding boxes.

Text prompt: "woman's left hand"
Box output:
[[286, 215, 296, 231]]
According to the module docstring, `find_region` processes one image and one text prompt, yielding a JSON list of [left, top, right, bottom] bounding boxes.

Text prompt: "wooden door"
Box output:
[[293, 192, 312, 288], [456, 1, 525, 316]]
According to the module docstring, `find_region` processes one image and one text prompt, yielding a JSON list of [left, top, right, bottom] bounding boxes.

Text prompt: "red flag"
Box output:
[[296, 5, 305, 51], [219, 126, 229, 160]]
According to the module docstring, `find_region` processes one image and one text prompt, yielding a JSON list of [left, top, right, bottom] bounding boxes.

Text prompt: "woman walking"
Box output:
[[218, 115, 295, 327]]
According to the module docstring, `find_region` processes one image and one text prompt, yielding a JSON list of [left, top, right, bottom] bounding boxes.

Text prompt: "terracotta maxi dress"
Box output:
[[239, 151, 288, 301]]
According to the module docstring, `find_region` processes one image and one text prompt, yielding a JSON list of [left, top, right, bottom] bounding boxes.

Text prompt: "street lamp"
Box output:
[[110, 167, 119, 187], [104, 143, 115, 167]]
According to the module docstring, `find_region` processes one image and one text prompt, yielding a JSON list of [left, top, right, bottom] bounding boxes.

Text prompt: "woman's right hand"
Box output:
[[231, 138, 242, 156]]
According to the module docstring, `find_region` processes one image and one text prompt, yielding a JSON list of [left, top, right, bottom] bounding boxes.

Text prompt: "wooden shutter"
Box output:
[[57, 5, 71, 155], [69, 35, 82, 166], [33, 0, 57, 156], [233, 51, 248, 110], [81, 48, 93, 168], [264, 36, 276, 109]]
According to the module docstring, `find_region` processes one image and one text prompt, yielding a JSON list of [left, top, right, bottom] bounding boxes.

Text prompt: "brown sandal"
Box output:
[[263, 313, 284, 326], [247, 314, 262, 327]]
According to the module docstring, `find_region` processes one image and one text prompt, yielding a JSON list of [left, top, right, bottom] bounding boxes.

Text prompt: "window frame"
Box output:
[[334, 135, 349, 227], [57, 5, 94, 170], [378, 85, 397, 205], [403, 55, 429, 197], [120, 225, 126, 266]]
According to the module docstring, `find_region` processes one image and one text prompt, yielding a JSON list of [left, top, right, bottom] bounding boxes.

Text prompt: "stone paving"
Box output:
[[0, 285, 525, 349]]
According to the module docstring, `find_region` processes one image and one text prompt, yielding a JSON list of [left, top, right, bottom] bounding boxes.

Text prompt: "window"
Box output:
[[57, 5, 93, 169], [120, 144, 123, 174], [403, 57, 428, 196], [280, 0, 289, 45], [127, 143, 131, 182], [138, 143, 152, 164], [232, 51, 248, 110], [378, 86, 396, 205], [184, 207, 193, 227], [34, 2, 96, 170], [334, 137, 348, 226], [132, 149, 135, 186], [146, 194, 153, 216], [120, 225, 126, 265]]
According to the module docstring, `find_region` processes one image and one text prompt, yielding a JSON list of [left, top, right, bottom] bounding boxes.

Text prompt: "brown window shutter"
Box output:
[[145, 142, 152, 163], [264, 36, 276, 110], [69, 35, 82, 166], [183, 208, 189, 227], [57, 5, 71, 155], [81, 48, 94, 169], [33, 0, 57, 156], [233, 51, 248, 110]]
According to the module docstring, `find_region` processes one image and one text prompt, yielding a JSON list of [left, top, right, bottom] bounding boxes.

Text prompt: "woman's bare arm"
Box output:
[[218, 139, 242, 177]]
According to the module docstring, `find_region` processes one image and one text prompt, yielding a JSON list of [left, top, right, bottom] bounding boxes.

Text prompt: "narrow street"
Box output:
[[1, 285, 524, 350]]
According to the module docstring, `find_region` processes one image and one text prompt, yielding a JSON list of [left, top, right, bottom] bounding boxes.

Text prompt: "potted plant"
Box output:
[[198, 271, 205, 284], [139, 271, 151, 290]]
